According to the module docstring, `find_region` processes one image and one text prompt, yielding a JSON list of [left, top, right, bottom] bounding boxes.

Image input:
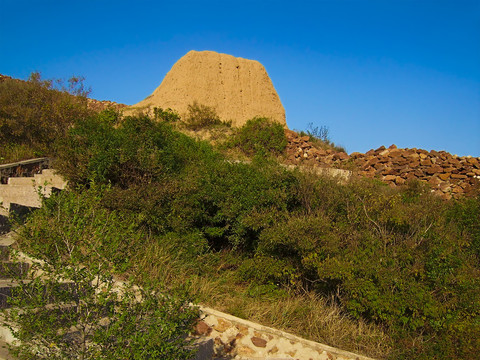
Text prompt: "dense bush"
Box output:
[[54, 112, 218, 188], [0, 72, 92, 162], [256, 178, 480, 359], [232, 117, 287, 156]]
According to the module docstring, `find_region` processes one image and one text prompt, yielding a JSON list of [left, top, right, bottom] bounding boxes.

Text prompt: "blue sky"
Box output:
[[1, 0, 479, 156]]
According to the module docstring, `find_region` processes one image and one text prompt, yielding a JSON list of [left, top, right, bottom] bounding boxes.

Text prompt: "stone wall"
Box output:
[[194, 305, 374, 360], [285, 130, 480, 199]]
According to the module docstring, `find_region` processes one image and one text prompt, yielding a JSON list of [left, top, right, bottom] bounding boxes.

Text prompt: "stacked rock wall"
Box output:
[[285, 130, 480, 200]]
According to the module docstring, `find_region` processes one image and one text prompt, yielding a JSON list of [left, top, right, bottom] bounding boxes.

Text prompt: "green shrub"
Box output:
[[233, 117, 287, 156], [18, 187, 142, 273], [153, 106, 180, 122], [446, 195, 480, 259], [184, 101, 222, 130], [54, 112, 218, 188]]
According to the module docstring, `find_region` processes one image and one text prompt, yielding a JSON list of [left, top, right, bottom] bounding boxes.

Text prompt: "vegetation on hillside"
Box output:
[[0, 73, 93, 163], [2, 76, 479, 359]]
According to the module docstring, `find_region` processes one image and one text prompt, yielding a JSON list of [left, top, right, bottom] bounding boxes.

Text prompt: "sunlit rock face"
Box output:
[[132, 50, 286, 127]]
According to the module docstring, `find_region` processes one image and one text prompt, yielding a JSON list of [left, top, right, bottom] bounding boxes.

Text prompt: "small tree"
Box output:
[[305, 123, 346, 153], [2, 189, 199, 359], [3, 258, 198, 360], [153, 107, 180, 123]]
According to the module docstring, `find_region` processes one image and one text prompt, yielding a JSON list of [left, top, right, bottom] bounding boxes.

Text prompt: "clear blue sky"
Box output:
[[1, 0, 479, 156]]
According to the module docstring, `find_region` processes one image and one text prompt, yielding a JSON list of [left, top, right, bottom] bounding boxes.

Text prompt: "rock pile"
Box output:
[[285, 130, 480, 200], [130, 50, 286, 127], [285, 130, 350, 166]]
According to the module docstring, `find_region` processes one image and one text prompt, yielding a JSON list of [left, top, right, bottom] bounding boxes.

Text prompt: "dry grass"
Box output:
[[133, 239, 393, 359]]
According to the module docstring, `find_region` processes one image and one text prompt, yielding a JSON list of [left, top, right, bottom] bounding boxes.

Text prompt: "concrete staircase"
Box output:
[[0, 169, 67, 218]]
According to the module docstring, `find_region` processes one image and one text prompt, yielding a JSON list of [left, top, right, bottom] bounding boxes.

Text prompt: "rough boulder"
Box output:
[[131, 50, 286, 127]]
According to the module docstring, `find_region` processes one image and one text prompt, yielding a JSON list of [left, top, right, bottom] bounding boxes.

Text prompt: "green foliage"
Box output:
[[193, 160, 299, 249], [255, 176, 480, 359], [4, 186, 189, 358], [5, 256, 198, 360], [0, 72, 92, 162], [184, 101, 223, 130], [54, 112, 218, 188], [446, 195, 480, 259], [153, 106, 180, 122], [4, 189, 198, 359], [232, 117, 287, 156], [18, 187, 141, 272], [20, 108, 479, 359]]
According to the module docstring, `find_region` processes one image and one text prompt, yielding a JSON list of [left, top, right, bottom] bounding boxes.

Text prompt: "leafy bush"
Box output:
[[255, 176, 480, 359], [232, 117, 287, 156], [446, 195, 480, 259], [54, 112, 218, 188]]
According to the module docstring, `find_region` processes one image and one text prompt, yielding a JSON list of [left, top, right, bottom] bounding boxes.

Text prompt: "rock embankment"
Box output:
[[285, 130, 480, 199], [131, 50, 286, 127]]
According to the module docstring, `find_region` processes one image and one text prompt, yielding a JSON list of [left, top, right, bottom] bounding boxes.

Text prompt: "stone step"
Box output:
[[34, 169, 67, 189], [0, 263, 29, 280], [6, 178, 35, 186], [0, 280, 21, 309], [0, 168, 66, 217]]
